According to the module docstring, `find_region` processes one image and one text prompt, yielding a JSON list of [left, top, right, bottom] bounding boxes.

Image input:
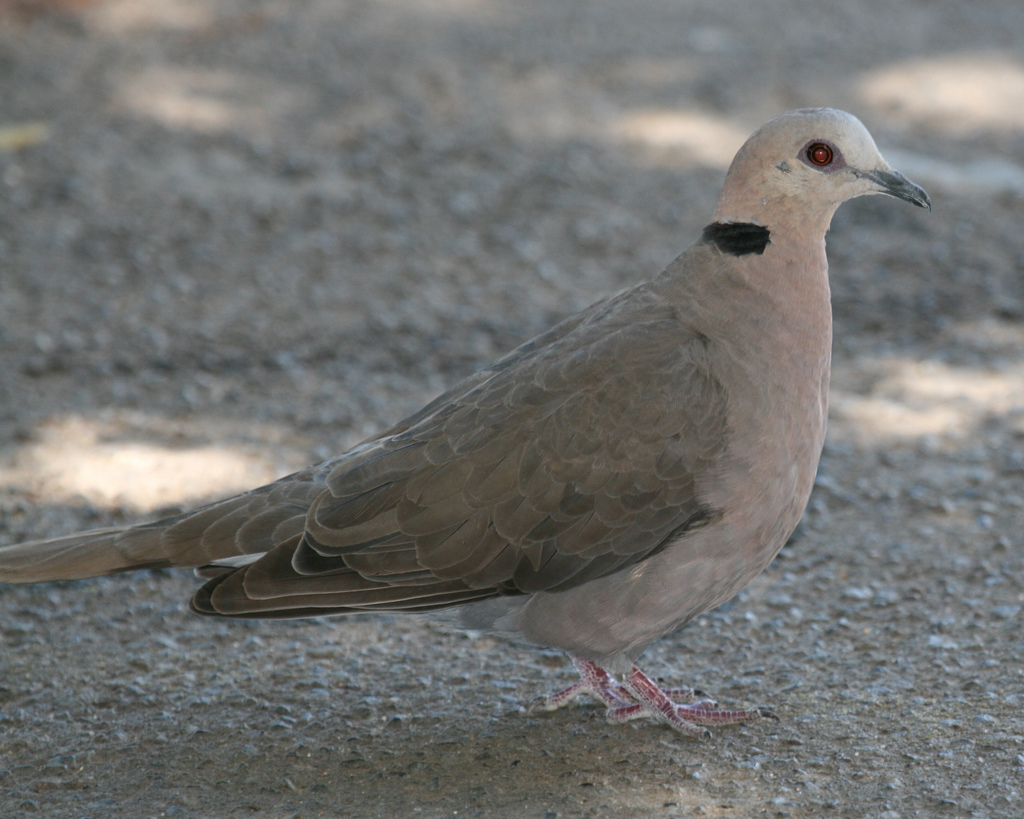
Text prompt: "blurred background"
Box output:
[[1, 1, 1024, 817]]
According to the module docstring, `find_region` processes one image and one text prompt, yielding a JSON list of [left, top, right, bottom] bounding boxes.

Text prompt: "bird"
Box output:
[[0, 108, 929, 736]]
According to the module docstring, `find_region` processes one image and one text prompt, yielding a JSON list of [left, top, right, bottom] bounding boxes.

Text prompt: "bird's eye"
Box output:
[[807, 142, 834, 167]]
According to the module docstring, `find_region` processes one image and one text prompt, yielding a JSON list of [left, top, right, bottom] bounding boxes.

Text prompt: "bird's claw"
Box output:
[[534, 656, 776, 737]]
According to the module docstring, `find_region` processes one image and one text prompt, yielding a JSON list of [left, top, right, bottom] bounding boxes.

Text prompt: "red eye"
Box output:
[[807, 142, 833, 166]]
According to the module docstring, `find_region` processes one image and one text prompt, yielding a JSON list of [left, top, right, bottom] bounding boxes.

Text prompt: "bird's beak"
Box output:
[[862, 168, 931, 211]]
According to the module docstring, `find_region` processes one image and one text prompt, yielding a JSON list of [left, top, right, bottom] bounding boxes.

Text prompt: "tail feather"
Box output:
[[0, 526, 172, 582], [0, 469, 323, 584]]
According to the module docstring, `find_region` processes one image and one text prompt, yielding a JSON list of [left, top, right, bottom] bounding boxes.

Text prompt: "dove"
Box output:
[[0, 108, 929, 735]]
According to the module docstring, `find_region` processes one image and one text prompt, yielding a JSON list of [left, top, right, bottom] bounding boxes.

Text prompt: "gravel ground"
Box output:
[[2, 1, 1024, 817]]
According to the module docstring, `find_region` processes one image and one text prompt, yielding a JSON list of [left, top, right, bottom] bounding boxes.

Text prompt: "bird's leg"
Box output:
[[533, 655, 776, 737], [532, 656, 712, 713], [530, 656, 634, 711], [602, 686, 718, 724], [616, 664, 776, 736]]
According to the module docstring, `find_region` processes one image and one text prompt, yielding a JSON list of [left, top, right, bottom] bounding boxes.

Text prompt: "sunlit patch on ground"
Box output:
[[83, 0, 215, 33], [114, 66, 314, 134], [860, 52, 1024, 133], [0, 414, 296, 512], [832, 348, 1024, 446], [610, 109, 749, 167]]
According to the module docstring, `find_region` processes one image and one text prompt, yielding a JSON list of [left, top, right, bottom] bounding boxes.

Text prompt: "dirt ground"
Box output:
[[2, 1, 1024, 816]]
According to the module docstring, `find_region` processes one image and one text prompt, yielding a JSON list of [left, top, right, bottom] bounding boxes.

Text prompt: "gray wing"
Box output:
[[195, 284, 730, 617]]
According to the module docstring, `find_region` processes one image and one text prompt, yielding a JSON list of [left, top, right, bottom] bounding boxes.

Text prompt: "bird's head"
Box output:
[[714, 108, 930, 231]]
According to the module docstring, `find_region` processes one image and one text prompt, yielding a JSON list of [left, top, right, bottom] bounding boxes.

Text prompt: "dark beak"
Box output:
[[863, 168, 931, 211]]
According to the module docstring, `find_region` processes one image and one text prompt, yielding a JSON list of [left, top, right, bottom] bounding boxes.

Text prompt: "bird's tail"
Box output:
[[0, 525, 177, 583], [0, 469, 320, 584]]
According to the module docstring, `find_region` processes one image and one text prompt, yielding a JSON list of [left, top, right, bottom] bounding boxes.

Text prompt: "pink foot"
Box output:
[[531, 656, 776, 737]]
